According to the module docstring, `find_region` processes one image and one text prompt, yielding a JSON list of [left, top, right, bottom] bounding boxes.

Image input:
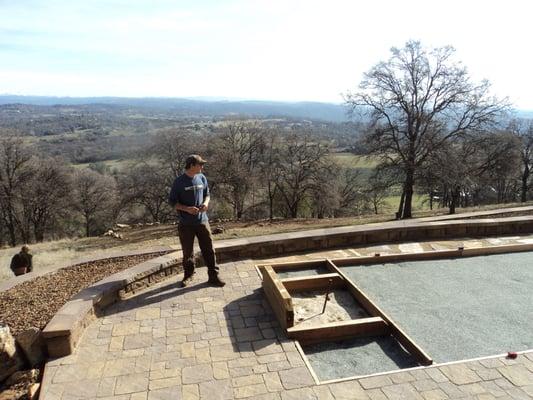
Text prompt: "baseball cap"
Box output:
[[185, 154, 207, 167]]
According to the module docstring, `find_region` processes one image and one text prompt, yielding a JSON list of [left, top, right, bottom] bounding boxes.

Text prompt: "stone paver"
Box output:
[[41, 238, 533, 399]]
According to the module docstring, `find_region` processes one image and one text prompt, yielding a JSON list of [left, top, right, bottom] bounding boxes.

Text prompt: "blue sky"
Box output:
[[1, 0, 532, 108]]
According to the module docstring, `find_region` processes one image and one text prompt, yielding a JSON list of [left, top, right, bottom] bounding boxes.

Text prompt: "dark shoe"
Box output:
[[181, 274, 195, 287], [207, 276, 226, 287]]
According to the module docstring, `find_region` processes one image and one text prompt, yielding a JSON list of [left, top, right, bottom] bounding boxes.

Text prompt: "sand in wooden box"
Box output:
[[292, 289, 368, 328]]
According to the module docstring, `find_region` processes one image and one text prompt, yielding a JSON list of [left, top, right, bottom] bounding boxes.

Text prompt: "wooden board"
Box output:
[[261, 265, 294, 329], [331, 249, 462, 267], [257, 259, 329, 273], [287, 316, 389, 345], [326, 259, 433, 366], [281, 273, 344, 292]]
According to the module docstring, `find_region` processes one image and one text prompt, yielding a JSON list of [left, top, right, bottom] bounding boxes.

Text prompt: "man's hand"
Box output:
[[181, 206, 200, 215], [198, 203, 209, 212]]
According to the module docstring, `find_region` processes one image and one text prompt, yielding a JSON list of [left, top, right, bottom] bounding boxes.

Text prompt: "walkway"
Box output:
[[40, 235, 533, 399]]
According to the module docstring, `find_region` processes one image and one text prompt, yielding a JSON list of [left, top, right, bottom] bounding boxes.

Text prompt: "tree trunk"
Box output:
[[401, 170, 415, 219], [7, 211, 17, 246], [267, 181, 274, 221], [289, 203, 298, 218], [34, 225, 45, 242], [396, 186, 405, 220], [521, 164, 530, 202], [449, 187, 460, 214]]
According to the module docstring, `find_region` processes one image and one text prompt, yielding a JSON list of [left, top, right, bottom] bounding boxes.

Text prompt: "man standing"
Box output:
[[169, 154, 225, 287]]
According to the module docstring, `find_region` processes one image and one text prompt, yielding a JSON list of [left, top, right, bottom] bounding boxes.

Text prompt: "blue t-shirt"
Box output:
[[168, 173, 210, 225]]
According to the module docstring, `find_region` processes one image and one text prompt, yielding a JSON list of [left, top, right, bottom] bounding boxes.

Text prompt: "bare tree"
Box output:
[[345, 40, 509, 218], [508, 118, 533, 202], [364, 168, 394, 215], [476, 132, 521, 204], [275, 132, 329, 218], [149, 129, 196, 177], [208, 122, 265, 219], [118, 163, 173, 222], [0, 135, 33, 245], [72, 169, 118, 237], [21, 158, 72, 242], [259, 129, 282, 221]]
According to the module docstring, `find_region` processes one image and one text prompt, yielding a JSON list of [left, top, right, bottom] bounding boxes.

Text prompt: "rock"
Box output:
[[28, 383, 40, 400], [0, 325, 25, 382], [5, 369, 39, 386], [212, 226, 225, 234], [0, 388, 25, 400], [115, 223, 130, 229], [15, 328, 45, 367]]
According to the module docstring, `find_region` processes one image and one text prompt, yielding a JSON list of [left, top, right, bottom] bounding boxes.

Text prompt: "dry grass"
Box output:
[[2, 201, 532, 284]]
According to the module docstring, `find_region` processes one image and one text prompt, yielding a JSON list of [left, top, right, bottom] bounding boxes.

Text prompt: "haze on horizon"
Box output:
[[1, 0, 532, 109]]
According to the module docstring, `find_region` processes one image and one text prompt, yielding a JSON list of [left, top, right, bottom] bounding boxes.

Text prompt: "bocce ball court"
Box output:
[[258, 244, 533, 383]]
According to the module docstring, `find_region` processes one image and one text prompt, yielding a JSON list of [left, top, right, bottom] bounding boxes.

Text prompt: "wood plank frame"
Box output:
[[259, 258, 432, 365], [259, 265, 294, 329], [325, 259, 433, 366], [329, 243, 533, 267], [256, 259, 328, 275], [258, 257, 433, 365], [287, 317, 389, 345], [280, 273, 345, 292]]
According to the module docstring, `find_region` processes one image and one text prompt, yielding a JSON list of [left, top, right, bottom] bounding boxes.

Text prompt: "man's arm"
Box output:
[[169, 178, 199, 215], [176, 202, 200, 215], [199, 175, 210, 211], [199, 196, 210, 211]]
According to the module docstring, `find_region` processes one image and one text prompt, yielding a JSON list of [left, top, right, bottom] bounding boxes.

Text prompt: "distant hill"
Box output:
[[0, 95, 349, 122]]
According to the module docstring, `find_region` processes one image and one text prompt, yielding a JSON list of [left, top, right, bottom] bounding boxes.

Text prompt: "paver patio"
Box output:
[[40, 236, 533, 399]]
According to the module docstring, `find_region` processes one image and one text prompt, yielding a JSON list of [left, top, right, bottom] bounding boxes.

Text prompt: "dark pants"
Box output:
[[178, 222, 219, 278]]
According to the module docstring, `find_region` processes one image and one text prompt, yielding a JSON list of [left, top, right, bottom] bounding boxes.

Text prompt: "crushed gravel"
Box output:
[[0, 252, 167, 336]]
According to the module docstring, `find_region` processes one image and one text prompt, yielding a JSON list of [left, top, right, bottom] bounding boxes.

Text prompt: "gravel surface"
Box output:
[[340, 251, 533, 363], [304, 336, 419, 381], [0, 252, 167, 336]]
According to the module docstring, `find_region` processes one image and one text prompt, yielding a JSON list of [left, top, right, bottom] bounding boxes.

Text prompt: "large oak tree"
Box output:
[[345, 40, 509, 218]]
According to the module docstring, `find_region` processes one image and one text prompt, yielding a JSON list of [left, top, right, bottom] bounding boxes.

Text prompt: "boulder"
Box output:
[[5, 369, 39, 386], [15, 328, 45, 367], [0, 325, 25, 383], [212, 226, 225, 235], [0, 388, 25, 400]]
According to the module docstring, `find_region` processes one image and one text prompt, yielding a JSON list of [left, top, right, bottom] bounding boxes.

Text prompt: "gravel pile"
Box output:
[[0, 252, 167, 336]]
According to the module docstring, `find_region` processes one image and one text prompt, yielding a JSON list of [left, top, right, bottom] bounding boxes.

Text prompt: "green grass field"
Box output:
[[331, 152, 381, 168]]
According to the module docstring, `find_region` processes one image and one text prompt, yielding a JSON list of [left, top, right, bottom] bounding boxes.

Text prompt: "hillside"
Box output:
[[0, 95, 349, 122]]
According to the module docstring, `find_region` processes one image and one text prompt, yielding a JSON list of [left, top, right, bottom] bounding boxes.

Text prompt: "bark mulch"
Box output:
[[0, 252, 168, 336]]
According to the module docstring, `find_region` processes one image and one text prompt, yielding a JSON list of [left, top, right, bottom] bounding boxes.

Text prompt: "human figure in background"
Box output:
[[10, 245, 33, 276], [168, 154, 225, 287]]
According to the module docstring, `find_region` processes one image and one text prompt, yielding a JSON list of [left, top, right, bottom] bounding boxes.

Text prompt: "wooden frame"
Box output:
[[259, 258, 433, 367]]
